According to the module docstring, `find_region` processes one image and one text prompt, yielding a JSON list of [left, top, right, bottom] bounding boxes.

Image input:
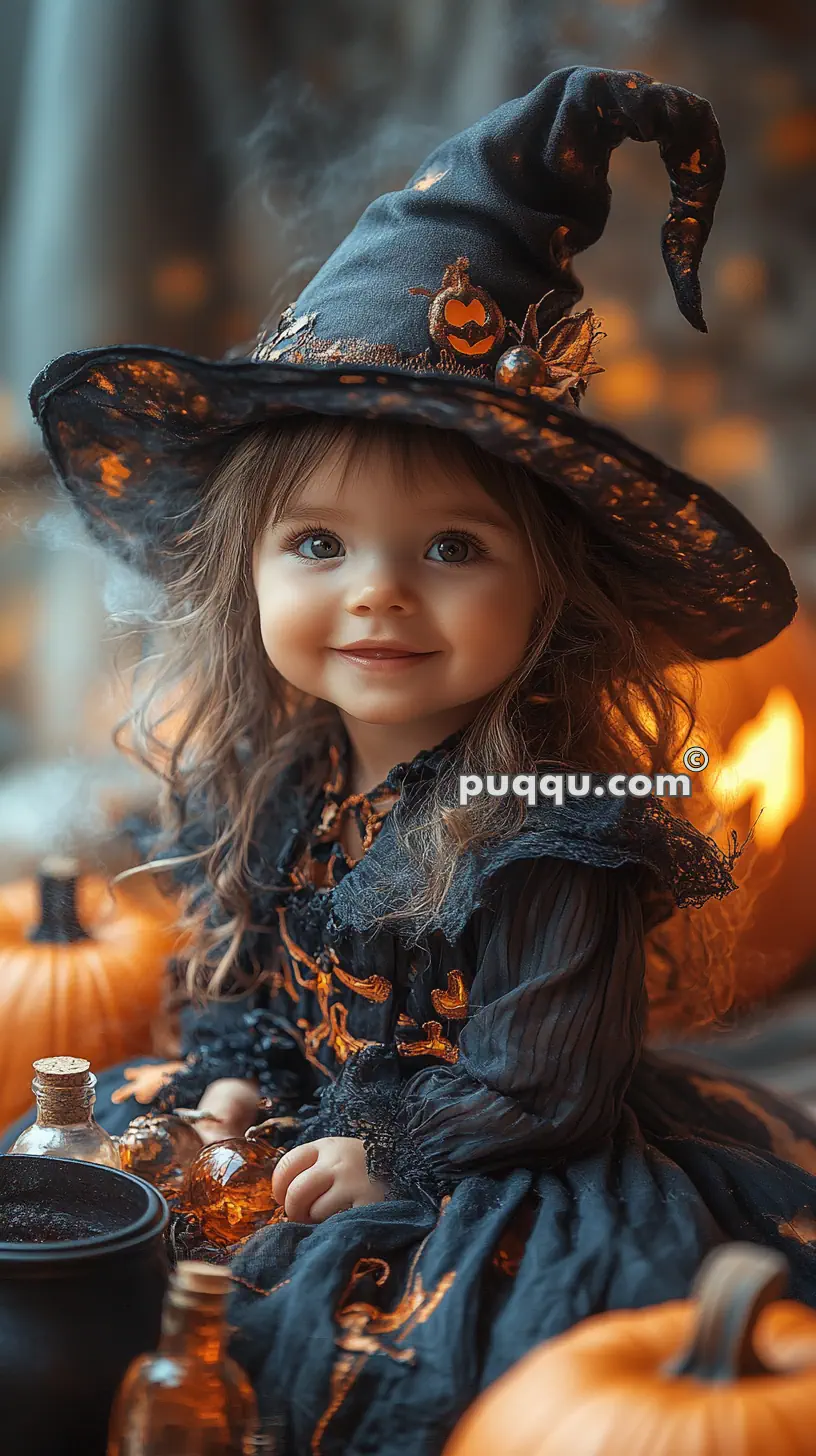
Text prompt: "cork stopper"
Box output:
[[33, 1056, 91, 1086], [175, 1262, 233, 1296], [167, 1260, 234, 1316], [32, 1057, 94, 1125]]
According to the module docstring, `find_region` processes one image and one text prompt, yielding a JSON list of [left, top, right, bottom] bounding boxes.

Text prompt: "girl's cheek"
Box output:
[[257, 582, 336, 663]]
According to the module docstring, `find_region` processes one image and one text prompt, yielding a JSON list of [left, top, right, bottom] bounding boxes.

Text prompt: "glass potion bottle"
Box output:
[[9, 1055, 122, 1169], [107, 1260, 260, 1454]]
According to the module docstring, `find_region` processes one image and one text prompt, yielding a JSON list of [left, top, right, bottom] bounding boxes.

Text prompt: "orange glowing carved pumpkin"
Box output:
[[0, 854, 182, 1127], [694, 611, 816, 997], [443, 1243, 816, 1456], [422, 257, 505, 360]]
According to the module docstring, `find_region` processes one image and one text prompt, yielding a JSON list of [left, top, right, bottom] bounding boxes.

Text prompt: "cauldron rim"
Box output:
[[0, 1154, 168, 1271]]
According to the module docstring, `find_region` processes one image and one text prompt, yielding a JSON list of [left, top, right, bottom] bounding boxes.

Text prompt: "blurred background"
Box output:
[[0, 0, 815, 1112]]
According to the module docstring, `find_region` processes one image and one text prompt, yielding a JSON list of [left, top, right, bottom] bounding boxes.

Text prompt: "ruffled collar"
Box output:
[[258, 724, 743, 949], [322, 773, 743, 946], [279, 720, 468, 897], [330, 718, 469, 801]]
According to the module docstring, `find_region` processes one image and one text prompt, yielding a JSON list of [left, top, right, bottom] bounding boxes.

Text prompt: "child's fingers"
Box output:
[[307, 1187, 353, 1222], [283, 1166, 335, 1223], [272, 1143, 320, 1204]]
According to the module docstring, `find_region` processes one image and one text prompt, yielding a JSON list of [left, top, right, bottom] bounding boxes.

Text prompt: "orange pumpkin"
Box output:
[[0, 854, 182, 1127], [443, 1244, 816, 1456], [693, 611, 816, 999]]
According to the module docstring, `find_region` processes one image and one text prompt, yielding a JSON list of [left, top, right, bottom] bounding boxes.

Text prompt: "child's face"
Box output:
[[251, 432, 542, 729]]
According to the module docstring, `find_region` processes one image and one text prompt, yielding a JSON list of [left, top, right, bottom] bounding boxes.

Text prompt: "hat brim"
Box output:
[[30, 344, 796, 660]]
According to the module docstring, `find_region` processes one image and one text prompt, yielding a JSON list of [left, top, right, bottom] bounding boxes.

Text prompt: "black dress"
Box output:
[[8, 727, 816, 1456]]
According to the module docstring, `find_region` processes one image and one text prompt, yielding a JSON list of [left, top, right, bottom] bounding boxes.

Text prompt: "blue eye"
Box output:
[[289, 529, 344, 560]]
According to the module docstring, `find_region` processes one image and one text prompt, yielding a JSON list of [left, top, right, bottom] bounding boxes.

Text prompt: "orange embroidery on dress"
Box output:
[[264, 942, 299, 1004], [323, 1002, 379, 1065], [276, 907, 383, 1076], [289, 843, 337, 891], [324, 743, 343, 795], [230, 1263, 293, 1298], [324, 946, 391, 1004], [316, 799, 341, 838], [276, 907, 324, 988], [689, 1075, 816, 1177], [396, 1019, 459, 1064], [397, 1013, 418, 1028], [311, 1202, 455, 1455], [490, 1195, 537, 1278], [302, 769, 397, 874], [335, 793, 388, 854], [110, 1061, 185, 1105], [431, 970, 468, 1020]]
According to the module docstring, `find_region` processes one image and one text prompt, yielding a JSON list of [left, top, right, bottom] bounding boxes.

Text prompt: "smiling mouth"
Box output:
[[332, 648, 438, 665]]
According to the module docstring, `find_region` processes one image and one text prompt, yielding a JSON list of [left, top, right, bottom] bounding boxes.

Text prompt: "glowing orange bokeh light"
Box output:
[[709, 686, 805, 851]]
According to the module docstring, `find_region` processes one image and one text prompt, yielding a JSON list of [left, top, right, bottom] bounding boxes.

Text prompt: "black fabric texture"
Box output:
[[151, 999, 312, 1115]]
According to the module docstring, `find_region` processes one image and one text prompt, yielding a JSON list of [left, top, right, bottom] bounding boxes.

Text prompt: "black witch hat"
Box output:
[[29, 65, 796, 659]]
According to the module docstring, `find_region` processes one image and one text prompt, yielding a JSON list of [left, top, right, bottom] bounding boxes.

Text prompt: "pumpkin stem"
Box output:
[[28, 855, 92, 944], [441, 256, 470, 290], [664, 1243, 789, 1382]]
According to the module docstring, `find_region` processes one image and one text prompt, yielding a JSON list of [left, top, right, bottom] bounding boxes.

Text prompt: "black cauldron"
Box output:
[[0, 1153, 169, 1455]]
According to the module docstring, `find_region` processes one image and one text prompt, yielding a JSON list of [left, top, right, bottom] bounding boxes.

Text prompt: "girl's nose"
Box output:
[[344, 562, 418, 615]]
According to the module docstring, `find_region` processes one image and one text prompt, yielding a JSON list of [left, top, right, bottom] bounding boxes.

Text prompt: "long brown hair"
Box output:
[[111, 413, 762, 1031]]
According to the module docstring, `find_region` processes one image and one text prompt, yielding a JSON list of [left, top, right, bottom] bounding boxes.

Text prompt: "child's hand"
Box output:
[[272, 1137, 390, 1222], [194, 1077, 262, 1145]]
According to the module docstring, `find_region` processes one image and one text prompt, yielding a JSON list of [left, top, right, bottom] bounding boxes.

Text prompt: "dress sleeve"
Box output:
[[316, 856, 648, 1203], [150, 983, 313, 1117]]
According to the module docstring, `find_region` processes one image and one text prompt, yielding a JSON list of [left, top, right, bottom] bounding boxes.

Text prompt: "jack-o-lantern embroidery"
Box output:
[[410, 257, 505, 360]]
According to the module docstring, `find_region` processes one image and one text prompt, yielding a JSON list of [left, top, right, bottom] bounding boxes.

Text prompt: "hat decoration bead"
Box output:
[[494, 299, 606, 405]]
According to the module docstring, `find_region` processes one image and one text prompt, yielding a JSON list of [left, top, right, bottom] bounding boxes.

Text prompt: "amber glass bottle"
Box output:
[[107, 1261, 259, 1454]]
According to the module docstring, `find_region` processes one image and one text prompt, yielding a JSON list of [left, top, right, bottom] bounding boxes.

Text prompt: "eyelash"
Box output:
[[279, 522, 340, 560], [435, 526, 488, 565], [280, 522, 488, 566]]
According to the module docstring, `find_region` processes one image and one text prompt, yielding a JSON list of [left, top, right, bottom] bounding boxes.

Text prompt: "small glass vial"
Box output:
[[107, 1260, 260, 1454], [9, 1056, 121, 1169]]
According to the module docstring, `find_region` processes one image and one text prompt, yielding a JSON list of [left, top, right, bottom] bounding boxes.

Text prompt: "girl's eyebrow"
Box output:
[[274, 501, 515, 533], [442, 506, 515, 533]]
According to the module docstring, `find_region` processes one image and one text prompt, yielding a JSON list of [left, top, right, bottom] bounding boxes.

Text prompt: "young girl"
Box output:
[[15, 64, 816, 1454]]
